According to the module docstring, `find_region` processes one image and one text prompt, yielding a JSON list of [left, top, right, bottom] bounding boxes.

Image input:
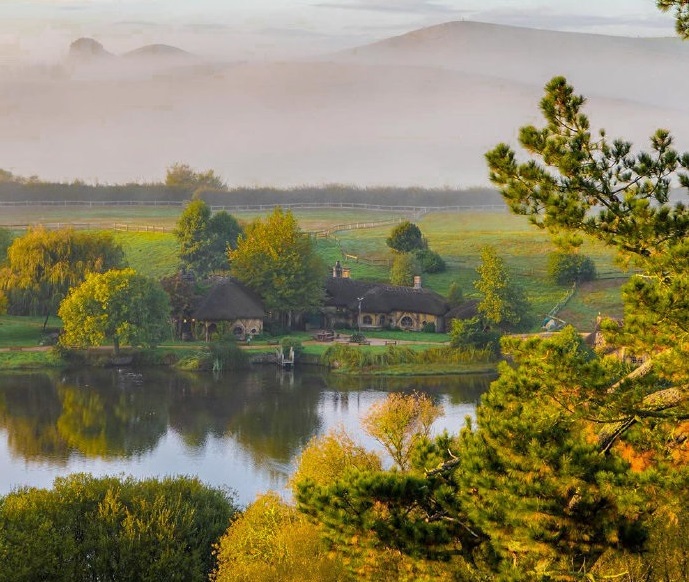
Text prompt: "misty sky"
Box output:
[[0, 0, 677, 62]]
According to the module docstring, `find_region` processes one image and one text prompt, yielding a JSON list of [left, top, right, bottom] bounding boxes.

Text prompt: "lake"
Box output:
[[0, 367, 493, 505]]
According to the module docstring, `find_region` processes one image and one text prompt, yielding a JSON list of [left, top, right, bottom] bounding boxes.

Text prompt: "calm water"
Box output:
[[0, 367, 492, 505]]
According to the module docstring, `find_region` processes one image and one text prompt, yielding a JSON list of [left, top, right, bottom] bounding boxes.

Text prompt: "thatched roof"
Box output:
[[194, 278, 265, 321], [446, 299, 480, 321], [357, 284, 449, 316], [326, 277, 449, 316], [325, 278, 378, 308]]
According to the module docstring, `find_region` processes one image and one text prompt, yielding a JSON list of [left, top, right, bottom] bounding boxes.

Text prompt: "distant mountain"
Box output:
[[68, 38, 195, 63], [68, 38, 115, 61], [122, 44, 196, 61], [336, 21, 689, 110]]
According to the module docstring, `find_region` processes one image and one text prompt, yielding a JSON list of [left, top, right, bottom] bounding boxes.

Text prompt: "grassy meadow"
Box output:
[[0, 206, 628, 335]]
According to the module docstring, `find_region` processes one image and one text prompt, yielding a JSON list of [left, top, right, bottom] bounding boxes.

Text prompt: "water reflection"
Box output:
[[0, 368, 493, 503]]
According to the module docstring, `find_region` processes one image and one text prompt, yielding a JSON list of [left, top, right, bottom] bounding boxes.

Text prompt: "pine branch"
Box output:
[[598, 387, 689, 452]]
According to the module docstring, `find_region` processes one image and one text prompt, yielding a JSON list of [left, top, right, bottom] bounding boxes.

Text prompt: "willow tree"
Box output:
[[0, 228, 124, 327]]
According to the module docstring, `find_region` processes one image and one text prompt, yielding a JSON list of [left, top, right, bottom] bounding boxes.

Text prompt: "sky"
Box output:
[[0, 0, 678, 62]]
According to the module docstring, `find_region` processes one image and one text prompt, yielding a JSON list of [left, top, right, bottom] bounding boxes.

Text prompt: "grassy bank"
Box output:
[[0, 350, 65, 369]]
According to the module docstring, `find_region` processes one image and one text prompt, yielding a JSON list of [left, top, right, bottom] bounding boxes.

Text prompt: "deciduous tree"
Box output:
[[229, 207, 324, 328], [474, 245, 531, 331], [386, 220, 426, 253], [58, 268, 170, 355], [174, 200, 242, 277], [165, 162, 226, 191], [0, 228, 124, 325], [389, 252, 418, 286]]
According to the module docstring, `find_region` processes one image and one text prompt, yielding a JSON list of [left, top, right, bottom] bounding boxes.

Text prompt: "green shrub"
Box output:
[[0, 474, 236, 582], [547, 252, 597, 285], [421, 321, 436, 333], [415, 249, 446, 274], [449, 317, 502, 352], [177, 339, 248, 371]]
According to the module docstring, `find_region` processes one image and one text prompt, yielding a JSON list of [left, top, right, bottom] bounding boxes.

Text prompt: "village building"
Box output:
[[324, 263, 450, 332], [193, 277, 265, 341]]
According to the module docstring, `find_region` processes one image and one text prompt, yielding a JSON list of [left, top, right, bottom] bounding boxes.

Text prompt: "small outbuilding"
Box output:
[[193, 278, 265, 341]]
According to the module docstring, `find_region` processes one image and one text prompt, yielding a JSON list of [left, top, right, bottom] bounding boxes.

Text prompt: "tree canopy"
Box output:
[[229, 207, 325, 327], [165, 162, 226, 192], [0, 228, 125, 319], [58, 268, 170, 355], [0, 474, 235, 582], [474, 245, 531, 331], [389, 252, 418, 286], [386, 220, 426, 253], [174, 200, 242, 277]]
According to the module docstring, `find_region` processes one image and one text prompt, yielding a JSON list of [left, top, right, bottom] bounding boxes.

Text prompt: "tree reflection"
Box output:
[[225, 370, 325, 464], [0, 368, 492, 473], [55, 370, 167, 457], [0, 373, 69, 461]]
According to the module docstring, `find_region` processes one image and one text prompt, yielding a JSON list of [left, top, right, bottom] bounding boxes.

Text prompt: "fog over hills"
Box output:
[[1, 22, 688, 187]]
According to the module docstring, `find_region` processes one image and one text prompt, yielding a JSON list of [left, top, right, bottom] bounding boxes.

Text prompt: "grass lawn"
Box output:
[[112, 231, 179, 279], [0, 315, 62, 347], [0, 350, 64, 369], [328, 211, 626, 332]]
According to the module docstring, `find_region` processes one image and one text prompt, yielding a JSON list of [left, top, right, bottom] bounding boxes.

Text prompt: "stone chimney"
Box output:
[[333, 261, 343, 278], [413, 275, 422, 289]]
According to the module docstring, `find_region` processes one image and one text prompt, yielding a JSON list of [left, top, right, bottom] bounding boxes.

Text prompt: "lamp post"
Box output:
[[357, 297, 364, 333]]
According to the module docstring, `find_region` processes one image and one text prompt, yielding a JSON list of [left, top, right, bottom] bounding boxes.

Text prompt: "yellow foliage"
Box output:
[[212, 492, 347, 582], [290, 427, 381, 494]]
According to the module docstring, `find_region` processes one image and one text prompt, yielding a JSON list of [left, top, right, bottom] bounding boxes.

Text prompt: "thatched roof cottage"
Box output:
[[194, 278, 265, 341], [324, 273, 450, 333]]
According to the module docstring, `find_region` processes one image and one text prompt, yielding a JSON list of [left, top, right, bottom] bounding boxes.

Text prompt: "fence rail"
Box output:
[[0, 199, 506, 213], [0, 200, 184, 207], [2, 222, 174, 233]]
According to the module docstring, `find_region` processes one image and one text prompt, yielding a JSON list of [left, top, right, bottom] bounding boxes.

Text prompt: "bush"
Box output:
[[386, 221, 426, 253], [421, 321, 436, 333], [547, 252, 597, 285], [415, 249, 446, 274], [213, 492, 346, 582], [0, 474, 236, 582], [449, 317, 502, 352], [177, 339, 248, 371]]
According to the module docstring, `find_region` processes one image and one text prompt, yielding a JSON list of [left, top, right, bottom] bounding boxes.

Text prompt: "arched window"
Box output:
[[233, 325, 244, 337], [362, 315, 373, 325], [379, 315, 386, 326], [400, 316, 413, 328]]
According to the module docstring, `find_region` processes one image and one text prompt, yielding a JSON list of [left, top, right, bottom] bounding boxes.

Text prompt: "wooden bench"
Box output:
[[384, 340, 397, 346], [267, 339, 280, 345]]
